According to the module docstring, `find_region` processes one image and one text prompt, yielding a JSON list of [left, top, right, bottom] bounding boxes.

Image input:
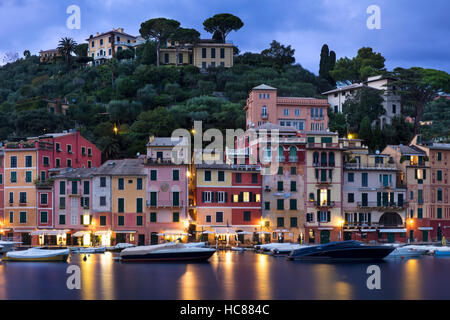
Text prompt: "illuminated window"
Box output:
[[320, 189, 328, 206], [410, 156, 418, 166], [243, 192, 250, 203], [256, 194, 261, 202]]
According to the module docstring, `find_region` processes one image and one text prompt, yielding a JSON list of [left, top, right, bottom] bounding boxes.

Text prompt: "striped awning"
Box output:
[[73, 231, 91, 237]]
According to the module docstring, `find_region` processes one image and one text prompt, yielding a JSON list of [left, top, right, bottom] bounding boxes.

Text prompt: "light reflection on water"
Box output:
[[0, 251, 449, 300]]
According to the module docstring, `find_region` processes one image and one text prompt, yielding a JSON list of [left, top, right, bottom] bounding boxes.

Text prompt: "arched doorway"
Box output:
[[379, 212, 403, 227]]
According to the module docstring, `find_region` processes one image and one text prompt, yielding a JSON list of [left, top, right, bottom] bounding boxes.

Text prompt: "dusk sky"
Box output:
[[0, 0, 449, 73]]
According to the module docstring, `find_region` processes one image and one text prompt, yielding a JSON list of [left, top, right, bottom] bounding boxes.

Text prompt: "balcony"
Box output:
[[146, 200, 184, 208], [344, 163, 397, 170], [308, 143, 340, 149], [313, 162, 335, 168], [261, 113, 268, 120], [316, 201, 335, 208], [289, 157, 298, 163], [34, 179, 54, 189], [344, 222, 406, 229], [357, 201, 407, 209]]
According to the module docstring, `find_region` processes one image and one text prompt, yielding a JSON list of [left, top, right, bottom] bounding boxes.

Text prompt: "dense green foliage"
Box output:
[[0, 40, 331, 161]]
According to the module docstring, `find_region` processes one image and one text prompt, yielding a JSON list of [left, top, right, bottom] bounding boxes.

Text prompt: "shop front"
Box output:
[[31, 230, 70, 246], [72, 231, 92, 247]]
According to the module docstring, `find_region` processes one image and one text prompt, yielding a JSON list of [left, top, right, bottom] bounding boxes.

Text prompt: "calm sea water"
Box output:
[[0, 251, 449, 300]]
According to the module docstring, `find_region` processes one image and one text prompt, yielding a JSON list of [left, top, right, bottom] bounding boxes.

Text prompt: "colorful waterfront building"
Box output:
[[108, 159, 147, 246], [342, 138, 407, 243], [383, 136, 450, 242], [53, 168, 95, 246], [304, 131, 343, 244], [0, 149, 4, 236], [144, 137, 190, 244], [245, 84, 330, 131], [193, 162, 262, 245], [1, 130, 101, 244]]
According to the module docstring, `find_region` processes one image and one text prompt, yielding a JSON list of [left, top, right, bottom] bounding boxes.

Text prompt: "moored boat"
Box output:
[[120, 242, 216, 262], [288, 241, 395, 261], [385, 246, 428, 258], [0, 241, 22, 254], [3, 248, 70, 262], [106, 243, 135, 252]]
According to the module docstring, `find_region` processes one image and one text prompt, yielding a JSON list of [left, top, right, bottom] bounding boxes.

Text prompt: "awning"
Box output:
[[236, 231, 253, 235], [274, 229, 289, 233], [318, 228, 334, 231], [201, 230, 216, 235], [379, 229, 407, 233], [72, 231, 91, 237], [256, 231, 272, 235], [418, 227, 433, 231], [360, 229, 377, 233], [94, 231, 112, 236], [114, 230, 137, 234], [214, 227, 237, 235], [31, 230, 70, 236], [158, 230, 188, 236]]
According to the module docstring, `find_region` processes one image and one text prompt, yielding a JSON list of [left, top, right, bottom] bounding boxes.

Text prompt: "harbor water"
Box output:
[[0, 251, 449, 300]]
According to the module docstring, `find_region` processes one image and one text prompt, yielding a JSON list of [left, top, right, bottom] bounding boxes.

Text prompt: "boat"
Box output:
[[3, 248, 70, 262], [385, 245, 428, 258], [120, 242, 216, 262], [0, 241, 22, 254], [434, 247, 450, 256], [272, 244, 310, 255], [288, 241, 395, 261], [106, 243, 135, 252], [231, 246, 246, 252], [76, 246, 106, 254]]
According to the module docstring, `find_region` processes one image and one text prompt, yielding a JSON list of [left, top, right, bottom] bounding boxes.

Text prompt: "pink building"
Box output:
[[245, 84, 330, 131], [144, 137, 190, 244]]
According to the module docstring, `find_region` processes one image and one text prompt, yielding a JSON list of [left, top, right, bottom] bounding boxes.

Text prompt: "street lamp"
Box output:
[[338, 219, 345, 241]]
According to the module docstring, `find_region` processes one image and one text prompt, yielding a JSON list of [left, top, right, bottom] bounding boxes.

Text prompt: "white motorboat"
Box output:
[[74, 246, 106, 254], [120, 242, 216, 262], [385, 245, 428, 258], [106, 243, 135, 252], [0, 241, 22, 253], [3, 248, 70, 262]]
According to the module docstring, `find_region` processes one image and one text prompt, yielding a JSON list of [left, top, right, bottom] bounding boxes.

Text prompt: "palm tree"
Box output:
[[57, 37, 77, 67]]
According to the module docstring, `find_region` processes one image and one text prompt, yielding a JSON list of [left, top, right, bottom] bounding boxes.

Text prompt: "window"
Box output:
[[150, 212, 157, 223], [56, 143, 61, 151], [243, 211, 251, 222], [150, 192, 157, 206], [137, 216, 143, 226], [99, 216, 106, 226], [40, 194, 48, 205], [150, 170, 157, 181], [202, 48, 207, 58], [206, 215, 211, 223], [437, 189, 443, 202], [216, 212, 223, 223], [81, 147, 86, 156], [204, 171, 212, 182], [9, 212, 13, 223], [348, 173, 354, 182], [118, 216, 124, 226], [392, 105, 397, 114], [20, 212, 27, 224], [67, 159, 72, 168], [67, 145, 72, 154], [43, 156, 50, 167], [437, 152, 442, 161], [0, 174, 2, 185], [236, 173, 242, 183], [40, 212, 48, 223], [137, 178, 143, 190], [83, 181, 90, 195], [88, 148, 92, 156], [59, 215, 66, 225], [118, 178, 124, 190], [362, 173, 368, 187], [348, 193, 354, 203], [10, 172, 17, 183], [265, 202, 270, 210], [136, 198, 143, 213], [291, 167, 297, 175], [437, 170, 442, 181], [220, 48, 225, 59], [318, 211, 330, 223], [277, 199, 284, 210], [173, 212, 180, 223], [20, 192, 27, 204], [178, 53, 183, 64], [25, 171, 32, 183], [88, 161, 92, 168], [118, 198, 125, 213], [25, 156, 32, 167], [290, 217, 298, 228], [59, 197, 66, 209], [284, 109, 289, 116], [418, 208, 423, 219], [290, 199, 297, 210], [164, 53, 169, 63], [276, 180, 283, 192], [56, 159, 61, 168], [202, 62, 207, 69], [291, 181, 297, 192], [218, 171, 225, 182], [173, 192, 180, 206], [278, 167, 283, 175], [100, 177, 107, 188], [211, 48, 216, 58], [437, 208, 443, 219], [173, 170, 180, 181], [9, 192, 13, 204], [277, 217, 285, 227]]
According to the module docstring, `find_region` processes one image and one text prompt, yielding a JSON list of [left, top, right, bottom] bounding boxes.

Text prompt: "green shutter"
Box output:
[[136, 198, 143, 213]]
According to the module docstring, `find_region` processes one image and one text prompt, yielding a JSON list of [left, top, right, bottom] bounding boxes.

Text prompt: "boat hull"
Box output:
[[435, 251, 450, 256], [121, 250, 216, 262], [3, 254, 69, 262], [289, 241, 395, 261]]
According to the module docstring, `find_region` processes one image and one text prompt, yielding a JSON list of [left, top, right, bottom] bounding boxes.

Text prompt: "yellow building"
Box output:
[[3, 145, 38, 244], [109, 159, 147, 245], [39, 49, 61, 63], [160, 39, 234, 68], [87, 28, 144, 65]]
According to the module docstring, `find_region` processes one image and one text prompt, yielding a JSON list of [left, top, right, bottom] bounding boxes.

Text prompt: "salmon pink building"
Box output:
[[245, 84, 330, 131]]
